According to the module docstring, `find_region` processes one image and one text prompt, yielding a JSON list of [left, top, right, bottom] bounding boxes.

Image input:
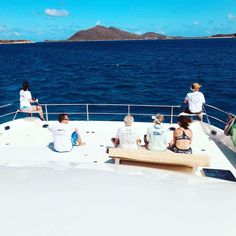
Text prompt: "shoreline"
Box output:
[[42, 36, 236, 43], [0, 40, 33, 44]]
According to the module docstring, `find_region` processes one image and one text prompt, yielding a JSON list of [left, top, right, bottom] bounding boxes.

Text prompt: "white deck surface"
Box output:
[[0, 117, 235, 177], [1, 117, 236, 236]]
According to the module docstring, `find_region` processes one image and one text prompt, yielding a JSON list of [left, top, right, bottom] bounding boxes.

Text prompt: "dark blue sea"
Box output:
[[0, 39, 236, 123]]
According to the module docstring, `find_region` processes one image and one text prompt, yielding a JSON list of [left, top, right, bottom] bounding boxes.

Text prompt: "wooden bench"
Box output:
[[109, 148, 210, 172]]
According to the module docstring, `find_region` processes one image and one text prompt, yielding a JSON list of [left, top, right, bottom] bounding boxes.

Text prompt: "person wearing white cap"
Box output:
[[144, 114, 169, 151], [184, 82, 206, 121]]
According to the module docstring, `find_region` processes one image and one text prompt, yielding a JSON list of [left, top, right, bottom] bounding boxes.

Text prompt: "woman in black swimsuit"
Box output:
[[170, 116, 192, 154]]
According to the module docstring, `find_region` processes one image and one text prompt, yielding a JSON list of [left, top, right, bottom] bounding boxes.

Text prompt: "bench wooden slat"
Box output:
[[109, 148, 210, 168]]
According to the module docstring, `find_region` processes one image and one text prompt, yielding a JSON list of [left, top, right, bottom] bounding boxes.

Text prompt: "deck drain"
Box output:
[[201, 149, 206, 151], [93, 161, 98, 163]]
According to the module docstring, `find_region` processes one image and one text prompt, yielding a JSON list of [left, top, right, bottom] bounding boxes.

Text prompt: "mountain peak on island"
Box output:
[[68, 25, 167, 41]]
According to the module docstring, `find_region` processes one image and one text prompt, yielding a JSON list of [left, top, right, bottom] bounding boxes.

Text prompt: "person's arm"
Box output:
[[114, 138, 120, 146], [172, 130, 177, 145], [189, 129, 193, 144], [184, 93, 190, 104], [202, 93, 206, 104], [27, 91, 37, 104], [115, 128, 121, 146]]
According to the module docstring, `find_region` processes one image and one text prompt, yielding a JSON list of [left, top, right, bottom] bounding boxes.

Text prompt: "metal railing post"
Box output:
[[45, 105, 48, 121], [203, 105, 211, 125], [128, 105, 130, 115], [170, 106, 173, 124], [86, 104, 89, 121]]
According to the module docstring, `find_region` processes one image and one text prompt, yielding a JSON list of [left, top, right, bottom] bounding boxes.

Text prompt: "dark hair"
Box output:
[[178, 116, 191, 129], [22, 81, 29, 91], [58, 113, 68, 123]]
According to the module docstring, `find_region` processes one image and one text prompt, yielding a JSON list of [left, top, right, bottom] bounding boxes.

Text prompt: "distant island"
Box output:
[[0, 40, 33, 44], [67, 25, 236, 42], [68, 26, 168, 41]]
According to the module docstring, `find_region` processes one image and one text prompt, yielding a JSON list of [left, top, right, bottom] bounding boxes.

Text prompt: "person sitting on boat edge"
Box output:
[[144, 114, 169, 151], [19, 81, 44, 121], [111, 114, 141, 149], [49, 113, 85, 152], [169, 116, 193, 154], [183, 82, 205, 121]]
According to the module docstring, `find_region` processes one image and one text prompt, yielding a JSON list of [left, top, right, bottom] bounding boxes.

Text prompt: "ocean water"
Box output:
[[0, 39, 236, 122]]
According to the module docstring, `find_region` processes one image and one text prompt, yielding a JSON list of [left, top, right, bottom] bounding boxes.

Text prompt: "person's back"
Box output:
[[20, 89, 32, 109], [50, 122, 75, 152], [147, 124, 168, 151], [170, 116, 192, 154], [115, 115, 139, 149], [145, 114, 168, 151], [116, 126, 139, 149], [185, 90, 205, 113]]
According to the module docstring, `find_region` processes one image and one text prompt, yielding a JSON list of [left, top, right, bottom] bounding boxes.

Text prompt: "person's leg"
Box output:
[[31, 105, 44, 120], [197, 113, 203, 121], [36, 105, 44, 120], [143, 134, 148, 149], [72, 131, 85, 146]]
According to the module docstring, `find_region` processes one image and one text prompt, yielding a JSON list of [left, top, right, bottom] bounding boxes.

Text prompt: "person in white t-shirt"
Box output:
[[49, 113, 85, 152], [112, 115, 140, 149], [144, 114, 169, 151], [19, 81, 44, 120], [184, 82, 206, 121]]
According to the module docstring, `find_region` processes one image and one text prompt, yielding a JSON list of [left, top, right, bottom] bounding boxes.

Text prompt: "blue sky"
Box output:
[[0, 0, 236, 41]]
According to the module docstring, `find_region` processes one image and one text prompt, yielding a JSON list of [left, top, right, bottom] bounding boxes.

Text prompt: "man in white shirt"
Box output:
[[184, 82, 206, 121], [113, 115, 140, 149], [49, 113, 85, 152]]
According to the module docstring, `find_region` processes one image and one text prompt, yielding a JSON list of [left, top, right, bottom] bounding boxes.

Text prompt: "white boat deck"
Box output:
[[1, 117, 236, 236], [0, 117, 235, 178]]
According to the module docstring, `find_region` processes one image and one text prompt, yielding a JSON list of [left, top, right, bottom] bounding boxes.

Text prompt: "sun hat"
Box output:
[[190, 83, 202, 91], [151, 114, 164, 124]]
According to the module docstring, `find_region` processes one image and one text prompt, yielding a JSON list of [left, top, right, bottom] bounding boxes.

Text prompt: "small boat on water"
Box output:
[[0, 103, 236, 236]]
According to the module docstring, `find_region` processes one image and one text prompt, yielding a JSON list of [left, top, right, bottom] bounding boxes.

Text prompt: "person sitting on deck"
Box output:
[[144, 114, 169, 151], [19, 81, 44, 121], [112, 115, 140, 149], [183, 82, 205, 121], [170, 116, 193, 154], [49, 113, 85, 152]]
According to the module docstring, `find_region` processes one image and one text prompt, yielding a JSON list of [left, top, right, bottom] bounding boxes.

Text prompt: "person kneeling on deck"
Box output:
[[144, 114, 169, 151], [183, 82, 205, 121], [112, 115, 140, 149], [49, 113, 85, 152], [170, 116, 192, 154]]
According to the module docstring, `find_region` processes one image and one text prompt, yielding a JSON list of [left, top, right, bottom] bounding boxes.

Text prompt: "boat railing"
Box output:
[[40, 103, 180, 123], [203, 104, 235, 128], [0, 103, 235, 128]]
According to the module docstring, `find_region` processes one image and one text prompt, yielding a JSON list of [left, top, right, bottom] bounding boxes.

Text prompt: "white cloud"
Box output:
[[193, 21, 200, 26], [96, 21, 101, 25], [14, 31, 20, 37], [45, 9, 69, 17], [0, 25, 8, 33], [228, 12, 236, 20]]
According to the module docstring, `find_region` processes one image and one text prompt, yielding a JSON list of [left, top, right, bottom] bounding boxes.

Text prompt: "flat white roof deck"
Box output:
[[0, 117, 235, 178]]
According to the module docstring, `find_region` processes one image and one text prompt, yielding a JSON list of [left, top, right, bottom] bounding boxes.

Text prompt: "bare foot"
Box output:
[[79, 142, 86, 146]]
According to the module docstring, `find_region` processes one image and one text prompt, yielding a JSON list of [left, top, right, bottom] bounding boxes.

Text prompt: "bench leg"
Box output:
[[115, 158, 120, 165]]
